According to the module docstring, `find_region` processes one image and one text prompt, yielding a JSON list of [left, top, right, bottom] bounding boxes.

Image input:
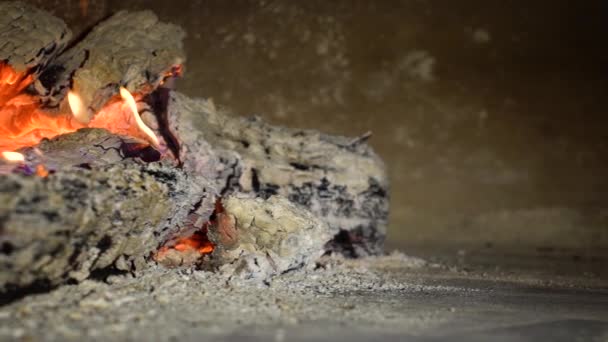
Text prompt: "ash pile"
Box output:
[[0, 1, 389, 301]]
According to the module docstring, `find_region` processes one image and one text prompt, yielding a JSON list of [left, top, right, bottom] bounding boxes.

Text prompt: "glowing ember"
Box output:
[[1, 151, 25, 163], [35, 164, 49, 177], [154, 230, 215, 265], [0, 62, 32, 106], [173, 231, 214, 254], [154, 200, 224, 266], [0, 62, 82, 152], [67, 91, 90, 124], [119, 87, 160, 147], [0, 60, 174, 155]]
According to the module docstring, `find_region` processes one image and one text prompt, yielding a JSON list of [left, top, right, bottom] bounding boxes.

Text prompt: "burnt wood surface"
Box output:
[[212, 195, 331, 281], [36, 10, 185, 114], [0, 1, 71, 73], [1, 1, 185, 116], [166, 92, 389, 256], [0, 130, 215, 293]]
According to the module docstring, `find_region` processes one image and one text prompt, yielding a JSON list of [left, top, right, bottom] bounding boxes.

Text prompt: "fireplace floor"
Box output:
[[1, 253, 606, 341]]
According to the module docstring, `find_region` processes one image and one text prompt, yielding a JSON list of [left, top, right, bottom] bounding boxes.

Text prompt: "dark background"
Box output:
[[25, 0, 608, 262]]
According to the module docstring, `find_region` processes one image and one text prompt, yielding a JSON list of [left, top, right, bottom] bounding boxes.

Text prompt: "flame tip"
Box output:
[[119, 87, 160, 148], [1, 63, 160, 158], [67, 90, 89, 124], [1, 151, 25, 163]]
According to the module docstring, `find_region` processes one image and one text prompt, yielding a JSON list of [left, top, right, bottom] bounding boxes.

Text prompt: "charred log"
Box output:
[[35, 10, 185, 114], [0, 131, 215, 292], [0, 2, 71, 73], [212, 195, 331, 280], [166, 92, 389, 256], [18, 128, 162, 171], [0, 1, 389, 296]]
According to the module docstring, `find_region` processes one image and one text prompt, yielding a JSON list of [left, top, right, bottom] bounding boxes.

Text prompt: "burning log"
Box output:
[[0, 132, 215, 292], [18, 128, 161, 170], [0, 1, 389, 296], [0, 2, 75, 152], [35, 10, 185, 114], [155, 195, 330, 281], [1, 2, 184, 153], [0, 2, 71, 73], [0, 3, 195, 294], [166, 92, 389, 256]]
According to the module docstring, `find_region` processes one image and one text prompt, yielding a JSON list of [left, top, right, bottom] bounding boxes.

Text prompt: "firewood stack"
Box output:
[[0, 1, 389, 297]]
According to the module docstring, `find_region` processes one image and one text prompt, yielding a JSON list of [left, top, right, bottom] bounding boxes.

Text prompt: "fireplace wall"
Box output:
[[22, 0, 608, 260]]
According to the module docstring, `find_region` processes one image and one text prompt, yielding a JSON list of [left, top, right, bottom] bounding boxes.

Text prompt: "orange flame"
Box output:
[[36, 164, 49, 177], [1, 151, 25, 163], [0, 62, 82, 152], [0, 60, 171, 156], [67, 91, 89, 124], [119, 87, 159, 147], [0, 62, 32, 106]]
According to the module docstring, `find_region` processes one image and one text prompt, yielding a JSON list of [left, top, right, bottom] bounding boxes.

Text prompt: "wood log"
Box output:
[[0, 2, 389, 297], [165, 91, 389, 257], [18, 128, 163, 171], [0, 5, 194, 294], [0, 84, 390, 291], [0, 130, 215, 294], [34, 10, 186, 115], [212, 195, 331, 281], [0, 1, 71, 73]]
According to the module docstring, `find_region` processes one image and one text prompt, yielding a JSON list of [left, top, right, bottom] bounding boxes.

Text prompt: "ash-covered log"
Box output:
[[35, 10, 185, 115], [0, 130, 215, 294], [0, 2, 71, 73], [214, 195, 331, 280], [155, 194, 331, 281], [0, 2, 186, 153], [0, 1, 389, 298], [165, 92, 389, 257]]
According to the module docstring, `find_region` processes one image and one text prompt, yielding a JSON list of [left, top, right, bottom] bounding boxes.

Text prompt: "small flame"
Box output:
[[1, 151, 25, 163], [67, 91, 89, 124], [36, 164, 49, 177], [119, 87, 159, 147], [1, 61, 177, 155]]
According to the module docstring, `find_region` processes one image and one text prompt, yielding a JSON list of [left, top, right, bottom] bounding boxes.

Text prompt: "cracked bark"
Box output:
[[166, 92, 389, 256], [212, 195, 331, 281], [0, 1, 71, 73], [1, 1, 184, 115], [35, 10, 185, 113], [0, 130, 216, 293]]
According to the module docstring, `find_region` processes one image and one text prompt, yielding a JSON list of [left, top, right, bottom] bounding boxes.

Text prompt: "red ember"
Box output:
[[0, 62, 180, 155]]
